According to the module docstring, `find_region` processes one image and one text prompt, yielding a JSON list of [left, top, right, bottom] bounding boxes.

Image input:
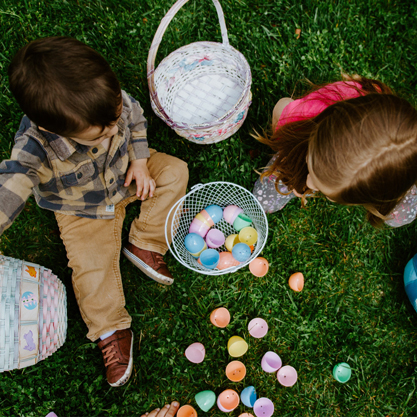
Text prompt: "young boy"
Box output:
[[1, 37, 188, 387]]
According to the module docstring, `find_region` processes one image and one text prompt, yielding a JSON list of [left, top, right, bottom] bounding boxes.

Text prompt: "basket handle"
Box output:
[[147, 0, 230, 124]]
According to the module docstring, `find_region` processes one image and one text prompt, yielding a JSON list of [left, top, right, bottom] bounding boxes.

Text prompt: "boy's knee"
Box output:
[[153, 155, 188, 187]]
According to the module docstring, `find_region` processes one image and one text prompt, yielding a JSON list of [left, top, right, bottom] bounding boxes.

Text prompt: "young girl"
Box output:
[[253, 76, 417, 227]]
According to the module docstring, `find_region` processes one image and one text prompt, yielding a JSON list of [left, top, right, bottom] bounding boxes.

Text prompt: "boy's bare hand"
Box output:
[[140, 401, 180, 417], [124, 158, 156, 200]]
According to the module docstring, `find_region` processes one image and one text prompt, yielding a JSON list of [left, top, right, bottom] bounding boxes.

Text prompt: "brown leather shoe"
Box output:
[[122, 242, 174, 285], [97, 329, 133, 387]]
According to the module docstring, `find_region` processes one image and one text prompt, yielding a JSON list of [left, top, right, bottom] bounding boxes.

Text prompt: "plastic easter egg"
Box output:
[[277, 365, 298, 387], [239, 227, 258, 246], [225, 234, 240, 252], [204, 205, 223, 224], [199, 249, 220, 269], [184, 233, 207, 258], [227, 336, 248, 357], [217, 389, 240, 412], [333, 362, 351, 383], [210, 307, 231, 328], [185, 342, 205, 363], [233, 213, 252, 232], [217, 252, 240, 270], [232, 243, 251, 263], [288, 272, 304, 292], [189, 217, 210, 238], [261, 351, 282, 373], [195, 212, 212, 228], [177, 405, 198, 417], [199, 209, 215, 227], [248, 318, 268, 338], [195, 390, 216, 412], [223, 205, 244, 225], [249, 257, 269, 277], [253, 398, 274, 417], [239, 414, 255, 417], [240, 386, 257, 408], [226, 360, 246, 382], [206, 229, 225, 249], [404, 254, 417, 312]]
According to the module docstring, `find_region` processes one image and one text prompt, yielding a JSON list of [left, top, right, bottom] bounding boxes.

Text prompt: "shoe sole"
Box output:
[[122, 248, 174, 286], [109, 332, 134, 387]]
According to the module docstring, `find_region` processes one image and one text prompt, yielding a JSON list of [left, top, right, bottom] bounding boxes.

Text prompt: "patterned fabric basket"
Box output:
[[0, 255, 67, 372], [147, 0, 252, 144], [165, 182, 268, 275]]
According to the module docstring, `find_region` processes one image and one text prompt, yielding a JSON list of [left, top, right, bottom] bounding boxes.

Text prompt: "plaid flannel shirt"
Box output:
[[0, 90, 150, 235]]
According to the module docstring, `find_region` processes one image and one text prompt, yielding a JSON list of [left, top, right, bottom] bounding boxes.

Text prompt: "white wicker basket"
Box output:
[[147, 0, 252, 144], [165, 182, 268, 275], [0, 255, 67, 372]]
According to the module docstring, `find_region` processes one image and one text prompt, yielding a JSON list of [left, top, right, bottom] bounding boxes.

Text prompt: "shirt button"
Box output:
[[92, 148, 98, 154], [77, 172, 83, 179], [113, 190, 116, 196], [110, 178, 114, 184]]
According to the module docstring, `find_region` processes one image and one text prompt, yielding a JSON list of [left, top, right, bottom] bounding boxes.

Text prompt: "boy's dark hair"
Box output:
[[8, 36, 121, 137]]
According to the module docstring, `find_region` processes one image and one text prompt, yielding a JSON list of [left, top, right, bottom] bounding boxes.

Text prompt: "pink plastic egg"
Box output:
[[185, 342, 205, 363], [223, 205, 244, 225], [189, 217, 210, 238], [206, 229, 225, 249]]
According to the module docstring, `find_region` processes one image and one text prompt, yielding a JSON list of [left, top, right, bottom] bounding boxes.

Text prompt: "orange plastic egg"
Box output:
[[217, 252, 240, 270], [177, 405, 198, 417], [218, 389, 240, 410], [210, 307, 231, 328], [289, 272, 304, 292], [226, 360, 246, 382], [249, 257, 269, 277]]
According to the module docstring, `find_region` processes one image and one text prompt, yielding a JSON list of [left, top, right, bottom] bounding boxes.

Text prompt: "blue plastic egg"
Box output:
[[204, 205, 223, 224], [241, 386, 257, 408], [404, 254, 417, 312], [184, 233, 206, 258], [199, 249, 220, 269], [232, 243, 251, 262]]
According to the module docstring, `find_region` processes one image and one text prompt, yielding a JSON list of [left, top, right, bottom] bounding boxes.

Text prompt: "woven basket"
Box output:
[[0, 255, 67, 372], [147, 0, 252, 144], [165, 182, 268, 275]]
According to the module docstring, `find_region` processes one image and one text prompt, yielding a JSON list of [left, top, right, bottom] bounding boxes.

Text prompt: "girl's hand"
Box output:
[[141, 402, 180, 417], [124, 158, 156, 200]]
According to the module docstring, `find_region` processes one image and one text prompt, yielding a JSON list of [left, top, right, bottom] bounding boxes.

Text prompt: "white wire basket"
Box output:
[[0, 255, 67, 372], [165, 182, 268, 275], [147, 0, 252, 144]]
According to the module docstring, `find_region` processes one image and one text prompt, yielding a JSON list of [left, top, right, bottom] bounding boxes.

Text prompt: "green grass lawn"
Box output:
[[1, 0, 417, 416]]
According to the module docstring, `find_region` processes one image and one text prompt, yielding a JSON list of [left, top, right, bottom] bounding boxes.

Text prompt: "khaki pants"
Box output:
[[55, 150, 188, 341]]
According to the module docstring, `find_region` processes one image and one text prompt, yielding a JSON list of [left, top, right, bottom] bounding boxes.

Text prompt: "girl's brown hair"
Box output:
[[255, 76, 417, 226], [8, 36, 121, 137]]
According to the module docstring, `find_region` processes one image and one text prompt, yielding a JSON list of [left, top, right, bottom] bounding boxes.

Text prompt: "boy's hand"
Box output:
[[141, 401, 180, 417], [124, 158, 156, 200]]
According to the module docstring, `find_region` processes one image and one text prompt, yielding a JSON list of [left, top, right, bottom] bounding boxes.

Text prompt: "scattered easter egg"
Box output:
[[199, 249, 220, 269], [277, 365, 298, 387], [206, 229, 225, 249], [184, 233, 207, 258], [261, 351, 282, 373], [333, 362, 351, 383], [240, 386, 257, 408], [239, 414, 255, 417], [205, 205, 223, 224], [210, 307, 231, 328], [227, 336, 248, 357], [226, 360, 246, 382], [232, 243, 251, 263], [249, 245, 255, 252], [404, 254, 417, 312], [253, 398, 274, 417], [185, 342, 205, 364], [199, 209, 215, 227], [217, 389, 240, 412], [177, 405, 198, 417], [233, 213, 252, 232], [239, 227, 258, 246], [248, 318, 268, 338], [189, 217, 210, 238], [195, 390, 216, 412], [217, 252, 240, 270], [288, 272, 304, 292], [195, 212, 212, 228], [223, 205, 244, 225], [249, 257, 269, 277], [225, 234, 240, 252]]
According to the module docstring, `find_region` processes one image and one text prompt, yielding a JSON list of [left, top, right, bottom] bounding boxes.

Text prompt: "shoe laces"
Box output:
[[154, 253, 166, 265], [102, 343, 120, 367]]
